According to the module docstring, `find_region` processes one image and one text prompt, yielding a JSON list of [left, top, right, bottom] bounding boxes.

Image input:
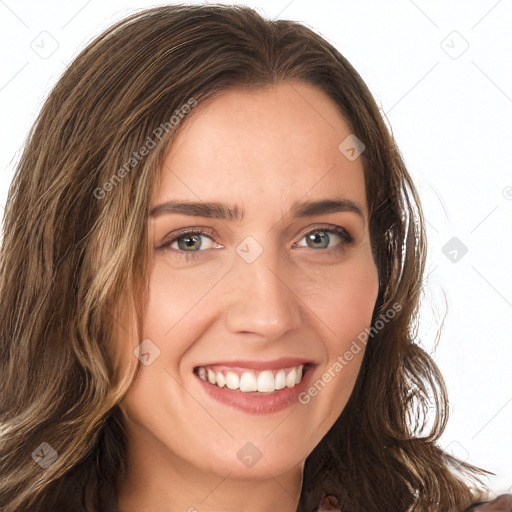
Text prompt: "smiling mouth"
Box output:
[[193, 363, 314, 394]]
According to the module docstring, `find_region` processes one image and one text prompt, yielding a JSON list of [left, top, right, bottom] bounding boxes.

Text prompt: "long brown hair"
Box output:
[[0, 4, 494, 511]]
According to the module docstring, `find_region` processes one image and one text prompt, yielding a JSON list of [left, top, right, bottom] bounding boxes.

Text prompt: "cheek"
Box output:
[[299, 264, 377, 440], [307, 256, 379, 339], [142, 260, 219, 341], [337, 266, 379, 330], [307, 258, 379, 405]]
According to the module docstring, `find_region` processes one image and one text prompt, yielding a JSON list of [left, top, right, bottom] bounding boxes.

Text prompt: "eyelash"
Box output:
[[157, 225, 354, 263]]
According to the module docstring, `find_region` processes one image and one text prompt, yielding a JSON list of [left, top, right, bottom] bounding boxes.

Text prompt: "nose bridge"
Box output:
[[224, 235, 302, 337]]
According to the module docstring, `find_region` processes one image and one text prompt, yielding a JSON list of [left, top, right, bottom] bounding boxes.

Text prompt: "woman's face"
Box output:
[[119, 80, 379, 484]]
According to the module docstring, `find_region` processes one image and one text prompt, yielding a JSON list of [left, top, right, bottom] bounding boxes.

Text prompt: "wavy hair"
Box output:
[[0, 4, 494, 511]]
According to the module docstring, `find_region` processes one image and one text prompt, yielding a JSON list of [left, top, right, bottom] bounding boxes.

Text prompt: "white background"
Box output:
[[1, 0, 511, 497]]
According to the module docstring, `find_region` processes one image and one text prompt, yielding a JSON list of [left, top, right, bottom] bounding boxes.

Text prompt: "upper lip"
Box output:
[[194, 357, 316, 371]]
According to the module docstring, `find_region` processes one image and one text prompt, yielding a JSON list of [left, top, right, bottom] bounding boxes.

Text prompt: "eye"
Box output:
[[294, 225, 353, 251], [157, 224, 354, 263], [157, 227, 222, 262]]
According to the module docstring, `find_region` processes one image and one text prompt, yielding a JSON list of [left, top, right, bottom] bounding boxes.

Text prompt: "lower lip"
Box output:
[[195, 366, 315, 414]]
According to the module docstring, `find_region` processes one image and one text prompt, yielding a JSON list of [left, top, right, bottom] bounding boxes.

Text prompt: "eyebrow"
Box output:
[[149, 198, 364, 221]]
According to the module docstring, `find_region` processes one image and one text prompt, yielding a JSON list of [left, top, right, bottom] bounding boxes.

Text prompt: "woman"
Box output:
[[0, 4, 509, 512]]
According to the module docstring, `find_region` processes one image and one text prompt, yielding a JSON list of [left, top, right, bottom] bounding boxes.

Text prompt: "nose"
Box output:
[[223, 242, 302, 340]]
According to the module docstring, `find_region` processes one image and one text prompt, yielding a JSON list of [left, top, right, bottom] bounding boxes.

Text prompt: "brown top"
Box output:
[[316, 493, 512, 511], [316, 494, 342, 511], [466, 493, 512, 511]]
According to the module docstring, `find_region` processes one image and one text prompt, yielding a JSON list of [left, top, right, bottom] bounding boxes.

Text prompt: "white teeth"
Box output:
[[257, 370, 275, 392], [286, 368, 297, 388], [196, 364, 305, 393], [225, 371, 239, 390], [215, 371, 226, 388], [275, 369, 286, 390], [239, 371, 258, 392]]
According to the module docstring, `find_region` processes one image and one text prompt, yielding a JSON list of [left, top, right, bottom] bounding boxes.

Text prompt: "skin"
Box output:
[[116, 80, 379, 512]]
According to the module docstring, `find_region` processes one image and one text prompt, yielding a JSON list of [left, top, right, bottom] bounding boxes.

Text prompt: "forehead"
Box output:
[[154, 80, 368, 217]]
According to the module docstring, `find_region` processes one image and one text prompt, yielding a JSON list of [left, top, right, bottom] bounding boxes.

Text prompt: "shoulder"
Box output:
[[466, 493, 512, 511]]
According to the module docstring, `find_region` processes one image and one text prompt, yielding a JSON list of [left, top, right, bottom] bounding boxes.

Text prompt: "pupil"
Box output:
[[180, 234, 200, 251], [309, 231, 328, 248]]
